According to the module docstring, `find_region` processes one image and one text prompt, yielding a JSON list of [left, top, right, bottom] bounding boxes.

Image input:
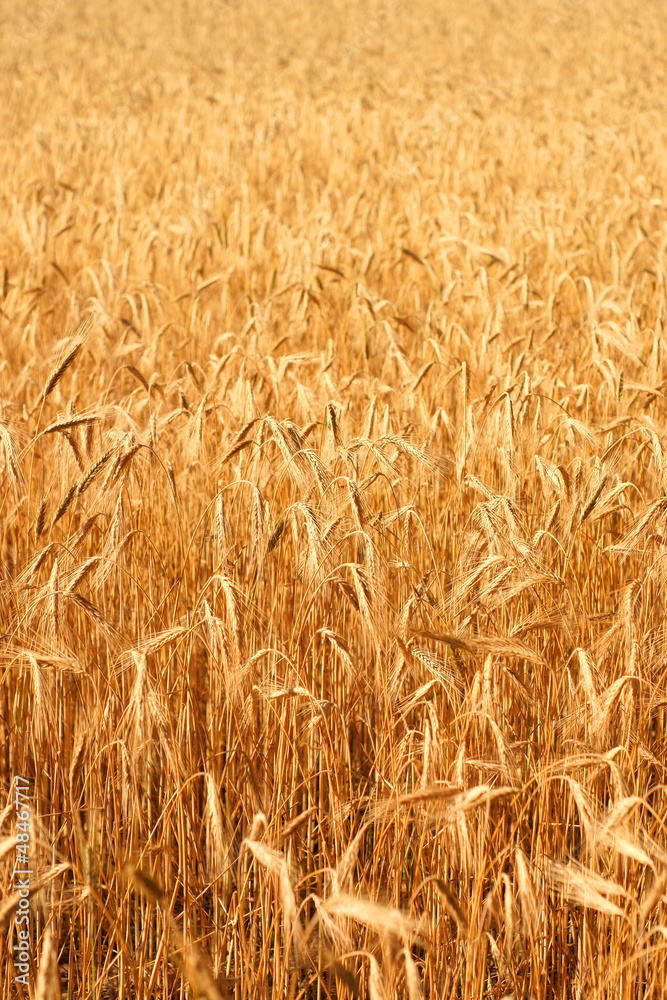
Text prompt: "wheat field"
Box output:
[[1, 0, 667, 997]]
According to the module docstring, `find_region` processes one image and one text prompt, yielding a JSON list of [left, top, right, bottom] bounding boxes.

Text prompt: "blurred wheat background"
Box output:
[[1, 0, 667, 996]]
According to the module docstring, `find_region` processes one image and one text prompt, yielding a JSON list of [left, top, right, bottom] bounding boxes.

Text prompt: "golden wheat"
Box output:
[[2, 0, 667, 996]]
